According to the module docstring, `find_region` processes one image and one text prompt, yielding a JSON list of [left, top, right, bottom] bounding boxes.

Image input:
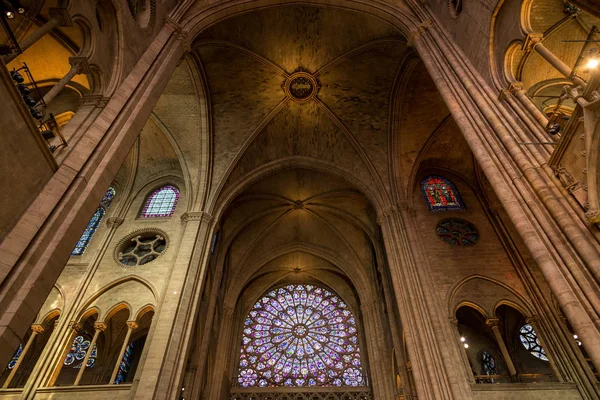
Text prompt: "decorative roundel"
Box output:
[[115, 229, 168, 267], [283, 71, 319, 103], [237, 284, 365, 388], [436, 218, 478, 246], [448, 0, 463, 18]]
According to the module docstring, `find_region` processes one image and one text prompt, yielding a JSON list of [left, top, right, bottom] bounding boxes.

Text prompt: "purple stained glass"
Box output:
[[72, 187, 116, 256], [140, 185, 180, 218], [237, 284, 365, 388]]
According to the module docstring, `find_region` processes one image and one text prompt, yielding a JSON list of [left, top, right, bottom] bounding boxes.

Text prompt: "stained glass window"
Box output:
[[114, 341, 136, 384], [72, 187, 116, 256], [421, 176, 464, 211], [7, 344, 23, 370], [237, 284, 366, 388], [519, 324, 548, 361], [64, 335, 98, 368], [140, 185, 179, 218], [436, 218, 478, 247], [482, 350, 497, 376]]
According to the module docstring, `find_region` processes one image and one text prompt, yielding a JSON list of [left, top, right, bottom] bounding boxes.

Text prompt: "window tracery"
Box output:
[[421, 176, 464, 211], [519, 324, 548, 361], [140, 185, 179, 218], [237, 284, 366, 388], [436, 219, 478, 246], [64, 335, 98, 368], [72, 187, 116, 256]]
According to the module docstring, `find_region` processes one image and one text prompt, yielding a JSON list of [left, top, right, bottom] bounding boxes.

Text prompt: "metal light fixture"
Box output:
[[5, 10, 13, 18], [10, 70, 23, 83]]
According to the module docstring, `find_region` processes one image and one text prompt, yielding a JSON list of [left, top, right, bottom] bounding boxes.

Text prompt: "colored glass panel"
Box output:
[[72, 187, 116, 256], [140, 185, 179, 218], [114, 341, 136, 384], [64, 335, 98, 368], [7, 344, 23, 370], [237, 284, 365, 388], [421, 176, 464, 211], [519, 324, 548, 361], [482, 350, 497, 376]]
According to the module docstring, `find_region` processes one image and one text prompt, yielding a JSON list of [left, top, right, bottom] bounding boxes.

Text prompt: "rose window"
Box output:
[[436, 218, 478, 247], [116, 231, 167, 266], [237, 284, 366, 388]]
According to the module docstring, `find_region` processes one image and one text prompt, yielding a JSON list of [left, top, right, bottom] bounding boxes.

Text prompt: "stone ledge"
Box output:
[[471, 382, 577, 391]]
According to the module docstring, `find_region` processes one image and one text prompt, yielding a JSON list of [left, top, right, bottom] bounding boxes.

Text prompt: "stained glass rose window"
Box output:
[[237, 284, 365, 388]]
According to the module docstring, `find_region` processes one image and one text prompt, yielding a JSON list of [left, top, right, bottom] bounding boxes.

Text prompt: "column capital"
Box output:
[[498, 89, 512, 101], [126, 321, 139, 330], [181, 211, 213, 223], [68, 56, 92, 75], [408, 19, 432, 46], [69, 321, 82, 332], [48, 7, 72, 27], [508, 81, 525, 93], [449, 317, 459, 327], [94, 322, 107, 332], [165, 16, 191, 53], [525, 315, 540, 325], [485, 318, 500, 328], [31, 324, 45, 333], [106, 216, 124, 228], [376, 201, 414, 224], [585, 208, 600, 223], [522, 33, 544, 52]]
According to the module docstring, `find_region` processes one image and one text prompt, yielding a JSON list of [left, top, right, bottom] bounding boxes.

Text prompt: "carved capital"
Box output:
[[106, 217, 124, 228], [522, 33, 543, 52], [48, 7, 72, 27], [69, 321, 82, 332], [508, 81, 525, 94], [585, 209, 600, 224], [31, 324, 45, 334], [485, 318, 500, 328], [126, 321, 139, 330], [498, 89, 512, 102], [408, 19, 432, 46], [94, 322, 107, 332], [181, 211, 213, 223], [165, 16, 191, 52], [69, 56, 92, 75], [525, 315, 539, 325]]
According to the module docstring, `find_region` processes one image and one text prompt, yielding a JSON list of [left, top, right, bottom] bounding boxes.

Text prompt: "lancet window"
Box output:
[[7, 344, 22, 370], [237, 284, 366, 388], [114, 342, 136, 384], [481, 350, 497, 376], [421, 176, 464, 211], [72, 187, 116, 255], [519, 324, 548, 361], [140, 185, 180, 218]]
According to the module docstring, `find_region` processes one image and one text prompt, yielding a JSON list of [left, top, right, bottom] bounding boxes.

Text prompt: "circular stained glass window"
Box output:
[[519, 324, 548, 361], [237, 284, 365, 388], [116, 230, 167, 267], [436, 218, 478, 247]]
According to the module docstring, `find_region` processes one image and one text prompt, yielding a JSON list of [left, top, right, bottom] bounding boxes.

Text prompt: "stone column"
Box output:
[[4, 8, 72, 63], [2, 324, 43, 388], [485, 319, 517, 376], [109, 321, 138, 384], [412, 27, 600, 373], [361, 302, 396, 399], [509, 82, 549, 128], [207, 305, 236, 400], [42, 57, 90, 106], [379, 205, 472, 400], [522, 34, 587, 88], [74, 322, 106, 385]]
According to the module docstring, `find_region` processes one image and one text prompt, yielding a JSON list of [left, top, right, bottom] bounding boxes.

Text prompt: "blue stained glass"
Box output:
[[7, 344, 23, 369], [72, 187, 116, 256], [237, 284, 365, 388], [64, 335, 97, 369], [519, 324, 549, 361], [114, 341, 136, 384]]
